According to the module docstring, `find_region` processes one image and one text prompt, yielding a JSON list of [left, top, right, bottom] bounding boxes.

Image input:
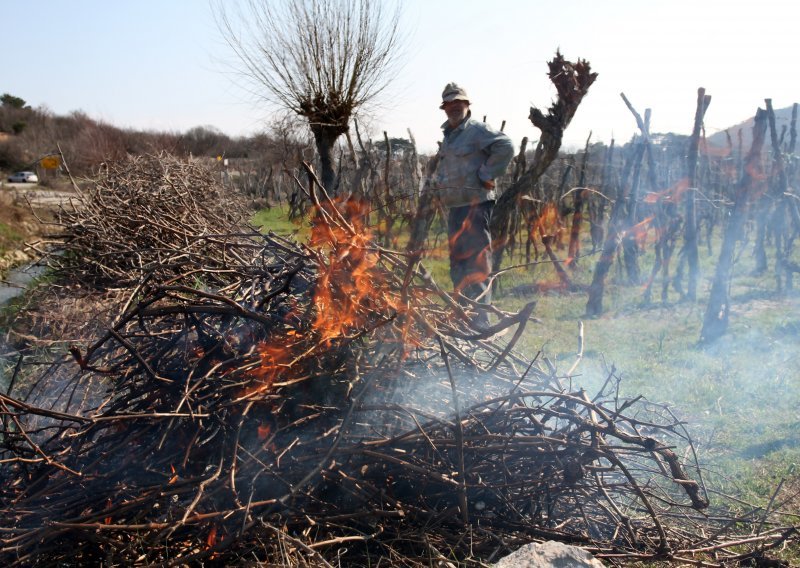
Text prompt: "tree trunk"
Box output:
[[620, 95, 662, 286], [659, 215, 682, 303], [622, 141, 645, 284], [684, 88, 712, 301], [542, 234, 574, 290], [586, 142, 638, 312], [555, 163, 573, 249], [765, 99, 792, 291], [589, 140, 614, 253], [785, 104, 800, 287], [586, 210, 624, 316], [752, 209, 769, 275], [700, 108, 767, 344], [512, 137, 529, 182], [404, 154, 441, 288], [586, 181, 626, 316], [311, 126, 341, 194], [568, 132, 592, 264]]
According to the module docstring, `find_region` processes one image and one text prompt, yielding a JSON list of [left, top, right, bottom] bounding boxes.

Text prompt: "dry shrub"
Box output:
[[50, 152, 250, 285]]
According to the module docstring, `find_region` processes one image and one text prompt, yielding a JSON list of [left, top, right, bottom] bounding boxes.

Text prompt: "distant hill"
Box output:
[[706, 105, 797, 151]]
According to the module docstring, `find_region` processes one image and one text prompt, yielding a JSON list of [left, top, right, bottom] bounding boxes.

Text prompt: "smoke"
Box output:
[[551, 298, 800, 472], [356, 364, 513, 439]]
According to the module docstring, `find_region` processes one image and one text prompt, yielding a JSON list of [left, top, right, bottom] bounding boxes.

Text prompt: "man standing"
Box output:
[[432, 83, 514, 325]]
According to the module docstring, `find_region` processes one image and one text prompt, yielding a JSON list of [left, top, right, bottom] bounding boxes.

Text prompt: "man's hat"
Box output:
[[440, 82, 470, 109]]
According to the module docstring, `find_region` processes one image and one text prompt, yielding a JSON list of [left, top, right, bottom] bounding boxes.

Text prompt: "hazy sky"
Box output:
[[3, 0, 798, 153]]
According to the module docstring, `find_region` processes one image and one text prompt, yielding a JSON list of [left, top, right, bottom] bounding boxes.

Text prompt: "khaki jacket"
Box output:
[[432, 115, 514, 208]]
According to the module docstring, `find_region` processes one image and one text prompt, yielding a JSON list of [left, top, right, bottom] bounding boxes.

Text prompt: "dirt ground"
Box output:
[[0, 180, 74, 274]]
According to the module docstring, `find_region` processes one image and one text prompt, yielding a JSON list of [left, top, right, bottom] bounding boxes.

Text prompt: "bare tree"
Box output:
[[216, 0, 402, 193]]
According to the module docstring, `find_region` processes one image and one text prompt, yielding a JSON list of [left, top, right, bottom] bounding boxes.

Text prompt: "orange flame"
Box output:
[[257, 423, 272, 441], [455, 269, 489, 295], [251, 341, 292, 385], [206, 524, 219, 552], [237, 197, 422, 398], [644, 178, 690, 204], [537, 280, 568, 293], [628, 216, 655, 247], [448, 213, 472, 251], [104, 498, 112, 525], [309, 198, 402, 346], [453, 241, 491, 295], [530, 202, 562, 238], [238, 337, 297, 399], [745, 160, 768, 182]]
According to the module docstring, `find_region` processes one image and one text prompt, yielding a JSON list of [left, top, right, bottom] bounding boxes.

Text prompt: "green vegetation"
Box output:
[[499, 246, 800, 496], [256, 203, 800, 515], [1, 94, 27, 109], [0, 221, 22, 241], [251, 205, 308, 238], [0, 221, 23, 255]]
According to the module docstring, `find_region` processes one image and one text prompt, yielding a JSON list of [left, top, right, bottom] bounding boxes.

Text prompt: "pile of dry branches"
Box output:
[[1, 156, 796, 566], [38, 153, 248, 285]]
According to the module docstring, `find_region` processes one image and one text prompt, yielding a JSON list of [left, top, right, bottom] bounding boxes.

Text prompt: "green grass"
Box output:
[[492, 247, 800, 514], [0, 221, 23, 254], [492, 249, 800, 568], [250, 205, 309, 238], [254, 205, 800, 497], [0, 222, 22, 241]]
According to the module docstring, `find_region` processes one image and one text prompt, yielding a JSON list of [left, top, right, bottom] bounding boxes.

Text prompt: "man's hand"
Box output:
[[482, 179, 496, 190]]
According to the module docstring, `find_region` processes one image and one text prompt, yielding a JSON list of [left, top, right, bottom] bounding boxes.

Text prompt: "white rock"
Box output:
[[493, 541, 605, 568]]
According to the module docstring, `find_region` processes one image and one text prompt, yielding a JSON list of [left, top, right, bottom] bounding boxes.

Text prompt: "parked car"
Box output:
[[7, 171, 38, 183]]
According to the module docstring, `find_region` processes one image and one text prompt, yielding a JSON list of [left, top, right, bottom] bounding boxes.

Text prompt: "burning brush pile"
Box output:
[[0, 156, 795, 566]]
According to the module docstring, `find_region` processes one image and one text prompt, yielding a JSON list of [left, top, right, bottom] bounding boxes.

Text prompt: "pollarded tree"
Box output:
[[216, 0, 402, 193], [490, 52, 597, 270]]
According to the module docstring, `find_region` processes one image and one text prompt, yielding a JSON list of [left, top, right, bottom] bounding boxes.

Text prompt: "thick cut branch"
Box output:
[[491, 52, 597, 270]]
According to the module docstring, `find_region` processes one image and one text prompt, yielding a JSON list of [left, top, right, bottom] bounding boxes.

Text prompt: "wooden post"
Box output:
[[700, 109, 767, 343], [765, 99, 792, 291], [685, 87, 711, 301], [568, 131, 592, 263]]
